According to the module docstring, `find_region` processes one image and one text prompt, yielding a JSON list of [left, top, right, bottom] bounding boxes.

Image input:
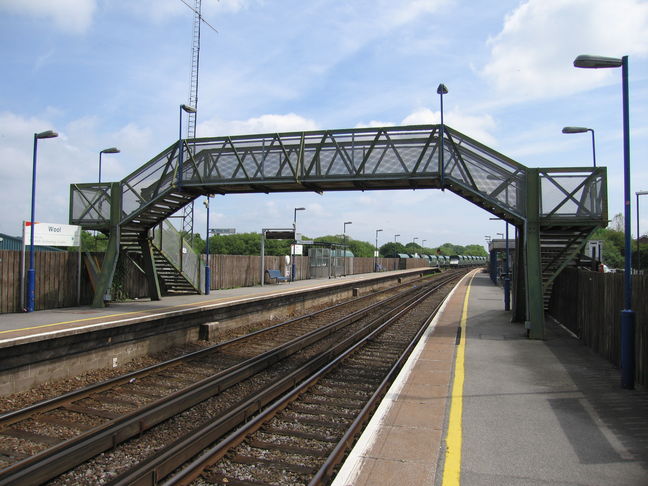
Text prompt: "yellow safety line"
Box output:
[[441, 273, 474, 486], [0, 293, 268, 335], [1, 271, 420, 336]]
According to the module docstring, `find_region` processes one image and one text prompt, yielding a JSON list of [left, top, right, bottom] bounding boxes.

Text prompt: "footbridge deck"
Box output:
[[69, 124, 607, 338]]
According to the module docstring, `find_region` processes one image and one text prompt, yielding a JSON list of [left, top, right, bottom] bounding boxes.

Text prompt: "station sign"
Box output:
[[265, 230, 295, 240], [23, 221, 81, 247], [212, 228, 236, 235]]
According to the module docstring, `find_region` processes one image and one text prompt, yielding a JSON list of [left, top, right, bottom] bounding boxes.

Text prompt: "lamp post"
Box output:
[[504, 223, 510, 310], [177, 104, 197, 186], [574, 54, 634, 388], [637, 190, 648, 273], [562, 127, 596, 167], [437, 83, 448, 189], [99, 147, 120, 184], [343, 221, 352, 276], [375, 229, 383, 271], [394, 234, 400, 243], [27, 129, 59, 312], [203, 197, 212, 295], [413, 237, 419, 245], [422, 239, 427, 247], [292, 207, 305, 281]]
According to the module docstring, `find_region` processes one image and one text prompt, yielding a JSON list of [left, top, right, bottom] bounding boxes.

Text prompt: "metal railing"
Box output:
[[151, 219, 203, 293], [70, 125, 607, 230], [539, 167, 607, 221]]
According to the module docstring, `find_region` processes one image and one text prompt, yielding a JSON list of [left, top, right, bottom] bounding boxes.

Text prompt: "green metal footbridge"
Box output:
[[69, 124, 607, 339]]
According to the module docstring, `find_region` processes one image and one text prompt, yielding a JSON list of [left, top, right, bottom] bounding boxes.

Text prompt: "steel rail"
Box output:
[[0, 273, 441, 486], [105, 275, 452, 485], [310, 287, 447, 484], [154, 273, 459, 486], [0, 271, 431, 427]]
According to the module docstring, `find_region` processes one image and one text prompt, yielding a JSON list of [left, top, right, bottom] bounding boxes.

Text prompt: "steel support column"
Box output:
[[513, 225, 526, 323], [92, 183, 122, 308], [139, 234, 161, 301], [524, 169, 545, 339]]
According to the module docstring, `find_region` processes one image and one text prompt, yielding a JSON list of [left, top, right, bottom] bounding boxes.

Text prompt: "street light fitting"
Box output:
[[562, 126, 590, 134], [100, 147, 120, 154], [295, 207, 306, 211], [36, 130, 58, 139], [573, 55, 623, 68], [344, 221, 352, 225], [181, 104, 197, 113], [436, 83, 448, 95]]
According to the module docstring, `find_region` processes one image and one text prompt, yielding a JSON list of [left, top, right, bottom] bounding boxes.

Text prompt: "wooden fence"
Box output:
[[548, 267, 648, 387], [0, 250, 421, 314]]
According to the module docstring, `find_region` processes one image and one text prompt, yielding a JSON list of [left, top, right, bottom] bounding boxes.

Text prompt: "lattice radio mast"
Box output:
[[181, 0, 202, 240]]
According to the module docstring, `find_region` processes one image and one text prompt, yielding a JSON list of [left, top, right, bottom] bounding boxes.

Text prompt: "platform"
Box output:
[[333, 270, 648, 486], [0, 269, 428, 344], [0, 268, 434, 395]]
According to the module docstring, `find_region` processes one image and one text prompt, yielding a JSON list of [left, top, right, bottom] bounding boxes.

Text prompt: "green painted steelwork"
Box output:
[[525, 169, 544, 339], [138, 234, 161, 301], [92, 183, 121, 307], [69, 124, 607, 335]]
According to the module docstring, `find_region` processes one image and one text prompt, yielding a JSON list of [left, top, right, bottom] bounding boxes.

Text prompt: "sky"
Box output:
[[1, 0, 647, 250]]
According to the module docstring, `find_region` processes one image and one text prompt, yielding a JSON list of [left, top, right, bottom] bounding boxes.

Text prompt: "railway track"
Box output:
[[106, 271, 462, 486], [0, 270, 465, 485]]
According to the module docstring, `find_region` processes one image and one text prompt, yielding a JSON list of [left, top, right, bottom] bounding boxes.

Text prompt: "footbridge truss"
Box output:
[[70, 124, 607, 338]]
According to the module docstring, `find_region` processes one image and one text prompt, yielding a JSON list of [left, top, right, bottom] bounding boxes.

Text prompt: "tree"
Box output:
[[379, 242, 407, 257], [80, 230, 108, 252], [314, 235, 375, 257], [609, 213, 624, 232], [464, 244, 488, 257]]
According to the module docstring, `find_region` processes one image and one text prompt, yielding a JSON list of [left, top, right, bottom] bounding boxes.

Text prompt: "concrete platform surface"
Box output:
[[334, 271, 648, 486], [0, 269, 423, 344]]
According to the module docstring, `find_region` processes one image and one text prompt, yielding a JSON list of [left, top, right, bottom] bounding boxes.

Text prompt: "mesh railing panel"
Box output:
[[70, 184, 112, 225], [152, 220, 202, 291], [539, 169, 606, 219], [70, 125, 606, 231], [121, 145, 179, 218]]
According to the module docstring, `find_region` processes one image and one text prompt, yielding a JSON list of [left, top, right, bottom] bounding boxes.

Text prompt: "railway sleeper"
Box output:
[[229, 454, 318, 474], [203, 470, 277, 486], [247, 439, 329, 458], [261, 425, 339, 443], [33, 414, 95, 432], [289, 404, 360, 419]]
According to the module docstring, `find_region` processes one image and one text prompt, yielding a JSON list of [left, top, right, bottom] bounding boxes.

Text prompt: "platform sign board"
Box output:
[[265, 230, 295, 240], [212, 228, 236, 235], [23, 222, 81, 247]]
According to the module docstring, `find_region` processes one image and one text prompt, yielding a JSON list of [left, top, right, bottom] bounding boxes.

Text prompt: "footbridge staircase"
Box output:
[[70, 124, 607, 338]]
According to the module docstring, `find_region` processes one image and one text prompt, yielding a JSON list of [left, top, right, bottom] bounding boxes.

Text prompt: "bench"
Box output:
[[266, 269, 289, 283]]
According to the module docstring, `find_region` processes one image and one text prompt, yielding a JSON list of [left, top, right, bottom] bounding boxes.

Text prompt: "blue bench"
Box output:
[[266, 269, 289, 283]]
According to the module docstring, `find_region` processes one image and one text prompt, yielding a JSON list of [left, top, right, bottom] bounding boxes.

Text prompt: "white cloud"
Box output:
[[0, 111, 161, 234], [197, 113, 319, 136], [124, 0, 250, 24], [0, 0, 96, 34], [482, 0, 648, 100], [354, 121, 396, 129], [401, 108, 497, 145]]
